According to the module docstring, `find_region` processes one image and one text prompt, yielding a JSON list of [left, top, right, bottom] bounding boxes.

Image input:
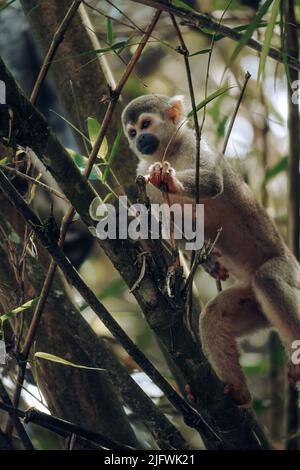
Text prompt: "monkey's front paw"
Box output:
[[184, 384, 197, 403], [287, 361, 300, 385], [216, 264, 229, 281], [202, 257, 229, 281], [145, 161, 184, 193], [224, 383, 252, 408]]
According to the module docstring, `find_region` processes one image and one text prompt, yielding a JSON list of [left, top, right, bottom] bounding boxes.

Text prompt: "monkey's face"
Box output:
[[123, 112, 166, 159], [122, 95, 186, 161]]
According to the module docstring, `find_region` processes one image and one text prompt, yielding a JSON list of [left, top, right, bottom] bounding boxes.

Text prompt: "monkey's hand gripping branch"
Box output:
[[146, 161, 184, 194], [201, 251, 229, 282]]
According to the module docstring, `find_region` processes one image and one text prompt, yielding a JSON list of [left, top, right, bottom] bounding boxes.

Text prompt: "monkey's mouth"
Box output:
[[140, 142, 159, 155], [137, 134, 160, 155]]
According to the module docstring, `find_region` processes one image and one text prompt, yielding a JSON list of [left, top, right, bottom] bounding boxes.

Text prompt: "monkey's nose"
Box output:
[[136, 133, 159, 155]]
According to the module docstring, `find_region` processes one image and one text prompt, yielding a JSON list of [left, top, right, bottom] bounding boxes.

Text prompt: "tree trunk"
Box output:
[[20, 0, 136, 192]]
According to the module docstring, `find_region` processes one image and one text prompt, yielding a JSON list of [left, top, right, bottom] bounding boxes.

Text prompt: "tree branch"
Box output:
[[0, 381, 34, 450], [0, 402, 135, 450], [30, 0, 82, 105], [130, 0, 300, 72]]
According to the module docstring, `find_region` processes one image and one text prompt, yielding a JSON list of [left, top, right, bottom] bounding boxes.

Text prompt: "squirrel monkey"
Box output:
[[122, 94, 300, 406]]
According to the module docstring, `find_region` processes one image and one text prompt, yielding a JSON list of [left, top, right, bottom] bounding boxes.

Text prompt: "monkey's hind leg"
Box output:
[[199, 285, 269, 406], [252, 254, 300, 384]]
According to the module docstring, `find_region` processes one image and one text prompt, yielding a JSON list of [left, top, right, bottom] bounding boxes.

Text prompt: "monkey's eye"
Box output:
[[129, 128, 137, 139], [141, 120, 151, 130]]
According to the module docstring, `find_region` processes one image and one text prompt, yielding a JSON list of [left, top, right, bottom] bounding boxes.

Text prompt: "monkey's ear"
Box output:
[[166, 95, 186, 124]]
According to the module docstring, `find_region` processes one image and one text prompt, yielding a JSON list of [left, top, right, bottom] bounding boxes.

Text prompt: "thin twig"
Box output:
[[6, 8, 81, 434], [0, 381, 34, 450], [2, 166, 68, 201], [5, 3, 82, 433], [130, 0, 300, 72], [88, 0, 177, 51], [19, 3, 81, 344], [169, 14, 202, 336], [170, 4, 225, 330], [187, 1, 225, 299], [169, 15, 201, 205], [30, 0, 82, 105], [0, 402, 135, 450], [222, 71, 251, 154], [212, 70, 251, 294], [184, 228, 223, 295]]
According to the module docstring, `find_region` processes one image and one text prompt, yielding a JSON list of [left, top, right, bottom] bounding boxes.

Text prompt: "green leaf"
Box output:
[[262, 155, 288, 188], [98, 278, 127, 301], [212, 21, 272, 42], [0, 297, 39, 323], [87, 117, 108, 159], [35, 352, 106, 371], [67, 148, 103, 181], [283, 427, 300, 441], [79, 41, 127, 57], [0, 157, 11, 165], [87, 117, 100, 145], [88, 226, 97, 237], [89, 196, 105, 221], [217, 115, 229, 138], [227, 0, 274, 68], [102, 128, 123, 183], [188, 85, 235, 117], [189, 48, 211, 57], [212, 0, 246, 9], [103, 192, 113, 203], [257, 0, 280, 82], [252, 399, 273, 414], [50, 109, 90, 143], [107, 18, 113, 46], [171, 0, 195, 12], [9, 232, 21, 244], [241, 353, 269, 377], [67, 148, 84, 166], [208, 93, 228, 122], [242, 362, 268, 377], [79, 278, 128, 312], [94, 42, 127, 54]]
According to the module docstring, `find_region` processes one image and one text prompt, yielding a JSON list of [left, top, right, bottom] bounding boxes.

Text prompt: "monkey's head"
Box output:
[[121, 94, 186, 161]]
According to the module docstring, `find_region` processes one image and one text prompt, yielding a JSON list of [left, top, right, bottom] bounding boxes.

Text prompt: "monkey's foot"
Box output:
[[287, 361, 300, 385], [184, 384, 196, 403], [146, 161, 184, 193], [224, 383, 252, 408], [202, 257, 229, 281]]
